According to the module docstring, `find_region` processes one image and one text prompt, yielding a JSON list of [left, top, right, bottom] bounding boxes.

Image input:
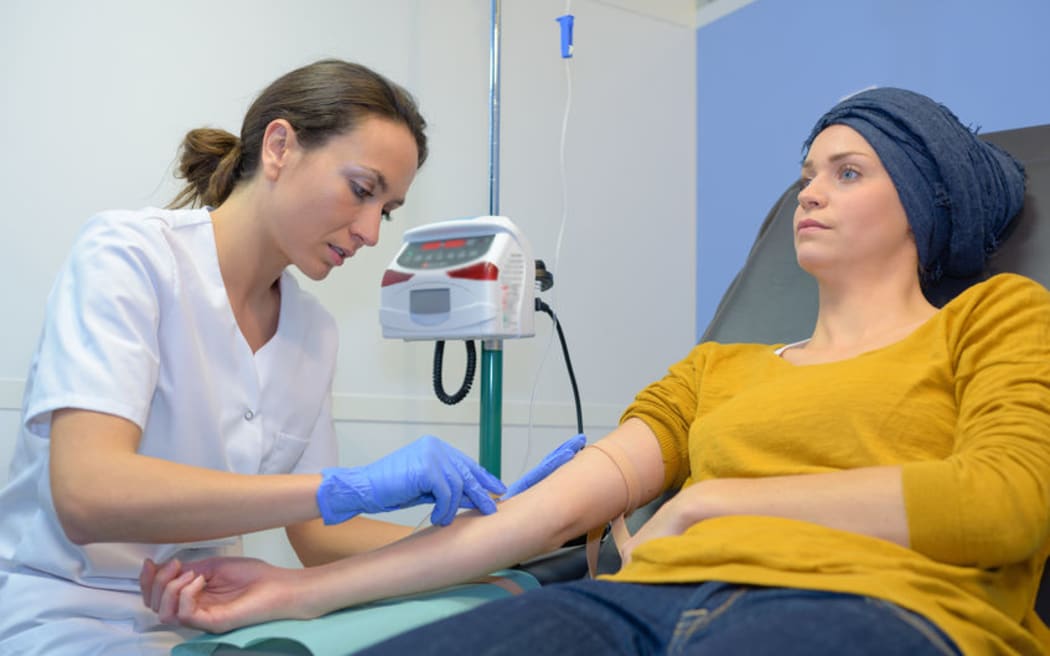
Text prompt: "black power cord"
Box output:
[[433, 339, 476, 405], [534, 297, 583, 435], [428, 260, 581, 430]]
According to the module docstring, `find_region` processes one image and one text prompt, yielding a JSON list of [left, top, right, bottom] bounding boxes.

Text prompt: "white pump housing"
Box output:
[[379, 216, 535, 341]]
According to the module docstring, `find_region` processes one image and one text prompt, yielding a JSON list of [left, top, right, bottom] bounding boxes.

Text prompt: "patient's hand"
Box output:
[[619, 483, 710, 566], [140, 556, 307, 633]]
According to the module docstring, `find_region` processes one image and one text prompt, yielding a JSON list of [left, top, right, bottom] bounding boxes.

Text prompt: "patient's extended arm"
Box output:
[[142, 419, 666, 633]]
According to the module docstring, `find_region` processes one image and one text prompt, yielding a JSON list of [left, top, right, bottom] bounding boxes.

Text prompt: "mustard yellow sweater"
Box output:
[[614, 273, 1050, 655]]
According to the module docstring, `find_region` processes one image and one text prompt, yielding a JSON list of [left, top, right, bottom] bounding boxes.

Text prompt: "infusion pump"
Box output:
[[379, 216, 536, 341]]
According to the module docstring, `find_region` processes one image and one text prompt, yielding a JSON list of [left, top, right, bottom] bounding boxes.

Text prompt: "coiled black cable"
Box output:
[[433, 340, 476, 405], [535, 298, 583, 435]]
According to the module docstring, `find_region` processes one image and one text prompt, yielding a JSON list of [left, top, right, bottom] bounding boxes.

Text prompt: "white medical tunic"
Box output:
[[0, 208, 339, 655]]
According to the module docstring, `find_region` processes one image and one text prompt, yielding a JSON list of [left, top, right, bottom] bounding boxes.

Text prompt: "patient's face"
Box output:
[[794, 124, 916, 277]]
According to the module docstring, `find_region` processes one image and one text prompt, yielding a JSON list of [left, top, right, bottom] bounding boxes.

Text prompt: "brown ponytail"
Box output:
[[168, 128, 242, 209]]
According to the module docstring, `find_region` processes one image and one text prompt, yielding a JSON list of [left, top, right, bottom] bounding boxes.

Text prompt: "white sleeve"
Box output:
[[24, 214, 166, 435]]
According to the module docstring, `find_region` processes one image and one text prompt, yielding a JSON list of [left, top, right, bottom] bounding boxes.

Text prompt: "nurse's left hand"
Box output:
[[140, 556, 306, 634], [501, 433, 587, 500]]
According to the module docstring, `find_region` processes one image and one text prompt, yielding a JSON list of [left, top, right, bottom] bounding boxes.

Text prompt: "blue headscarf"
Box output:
[[802, 87, 1026, 280]]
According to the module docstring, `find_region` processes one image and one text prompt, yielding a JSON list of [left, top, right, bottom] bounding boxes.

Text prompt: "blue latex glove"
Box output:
[[502, 433, 587, 500], [317, 435, 506, 526]]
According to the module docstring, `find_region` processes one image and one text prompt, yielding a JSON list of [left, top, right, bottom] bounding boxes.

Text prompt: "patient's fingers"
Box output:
[[177, 574, 208, 626], [139, 559, 158, 607], [157, 570, 197, 624], [149, 558, 183, 611]]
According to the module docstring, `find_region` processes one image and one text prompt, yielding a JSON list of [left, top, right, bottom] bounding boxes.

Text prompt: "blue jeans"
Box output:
[[356, 580, 961, 655]]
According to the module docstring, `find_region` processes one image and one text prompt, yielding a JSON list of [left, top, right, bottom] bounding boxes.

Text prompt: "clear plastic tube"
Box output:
[[523, 21, 575, 473]]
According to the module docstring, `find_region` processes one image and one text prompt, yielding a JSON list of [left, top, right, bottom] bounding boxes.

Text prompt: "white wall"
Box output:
[[0, 0, 696, 568]]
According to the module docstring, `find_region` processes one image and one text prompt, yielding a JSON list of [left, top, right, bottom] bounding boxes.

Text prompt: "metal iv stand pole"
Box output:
[[479, 0, 503, 477]]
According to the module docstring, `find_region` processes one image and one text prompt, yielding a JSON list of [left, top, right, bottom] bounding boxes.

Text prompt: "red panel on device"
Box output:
[[381, 269, 414, 286], [447, 262, 499, 280]]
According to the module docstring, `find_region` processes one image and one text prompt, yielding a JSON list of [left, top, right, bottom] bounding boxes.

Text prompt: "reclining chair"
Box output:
[[522, 121, 1050, 626]]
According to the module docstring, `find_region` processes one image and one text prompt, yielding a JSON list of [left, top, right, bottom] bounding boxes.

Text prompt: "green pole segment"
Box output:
[[481, 0, 503, 478], [479, 340, 503, 477]]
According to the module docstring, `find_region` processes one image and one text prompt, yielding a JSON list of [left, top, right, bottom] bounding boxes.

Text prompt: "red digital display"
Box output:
[[421, 239, 467, 250], [398, 234, 492, 271]]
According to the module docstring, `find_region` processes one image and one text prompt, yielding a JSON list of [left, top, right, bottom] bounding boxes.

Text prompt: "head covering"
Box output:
[[802, 87, 1026, 280]]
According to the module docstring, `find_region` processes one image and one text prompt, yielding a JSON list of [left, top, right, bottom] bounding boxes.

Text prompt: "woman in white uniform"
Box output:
[[0, 59, 520, 655]]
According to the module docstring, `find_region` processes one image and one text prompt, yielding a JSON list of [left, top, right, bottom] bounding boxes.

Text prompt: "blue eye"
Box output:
[[840, 167, 860, 181]]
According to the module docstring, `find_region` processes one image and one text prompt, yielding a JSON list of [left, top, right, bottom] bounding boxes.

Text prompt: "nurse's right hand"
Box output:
[[317, 435, 506, 527]]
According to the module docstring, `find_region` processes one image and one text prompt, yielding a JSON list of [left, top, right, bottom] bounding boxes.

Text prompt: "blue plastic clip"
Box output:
[[556, 14, 574, 58]]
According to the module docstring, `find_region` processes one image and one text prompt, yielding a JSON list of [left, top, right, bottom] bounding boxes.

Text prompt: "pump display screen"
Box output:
[[397, 235, 494, 269], [410, 288, 450, 315]]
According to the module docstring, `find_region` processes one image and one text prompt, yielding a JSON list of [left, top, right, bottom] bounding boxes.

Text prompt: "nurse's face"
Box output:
[[267, 116, 419, 281], [793, 124, 916, 278]]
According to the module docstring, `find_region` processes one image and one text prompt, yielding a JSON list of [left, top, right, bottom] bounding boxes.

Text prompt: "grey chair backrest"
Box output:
[[700, 123, 1050, 623]]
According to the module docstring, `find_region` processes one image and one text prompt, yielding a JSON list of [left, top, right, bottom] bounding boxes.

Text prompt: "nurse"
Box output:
[[0, 58, 566, 655]]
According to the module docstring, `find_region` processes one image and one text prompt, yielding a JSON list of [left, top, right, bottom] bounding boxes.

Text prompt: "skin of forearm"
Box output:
[[50, 408, 323, 545], [287, 517, 414, 567], [52, 450, 322, 545], [294, 445, 655, 618], [298, 509, 558, 618], [678, 465, 910, 547]]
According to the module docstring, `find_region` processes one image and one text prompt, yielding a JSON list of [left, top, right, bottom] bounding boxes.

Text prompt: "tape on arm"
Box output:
[[584, 441, 641, 578]]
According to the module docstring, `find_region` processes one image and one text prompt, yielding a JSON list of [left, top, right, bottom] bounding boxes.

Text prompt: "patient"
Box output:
[[142, 88, 1050, 655]]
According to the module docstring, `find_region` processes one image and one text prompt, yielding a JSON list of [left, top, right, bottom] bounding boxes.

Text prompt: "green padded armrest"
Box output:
[[173, 569, 539, 656]]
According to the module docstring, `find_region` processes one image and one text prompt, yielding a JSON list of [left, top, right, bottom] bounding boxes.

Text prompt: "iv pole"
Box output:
[[479, 0, 503, 477]]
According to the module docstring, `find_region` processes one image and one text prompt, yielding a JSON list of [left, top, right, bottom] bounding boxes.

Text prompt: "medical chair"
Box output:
[[521, 121, 1050, 625]]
